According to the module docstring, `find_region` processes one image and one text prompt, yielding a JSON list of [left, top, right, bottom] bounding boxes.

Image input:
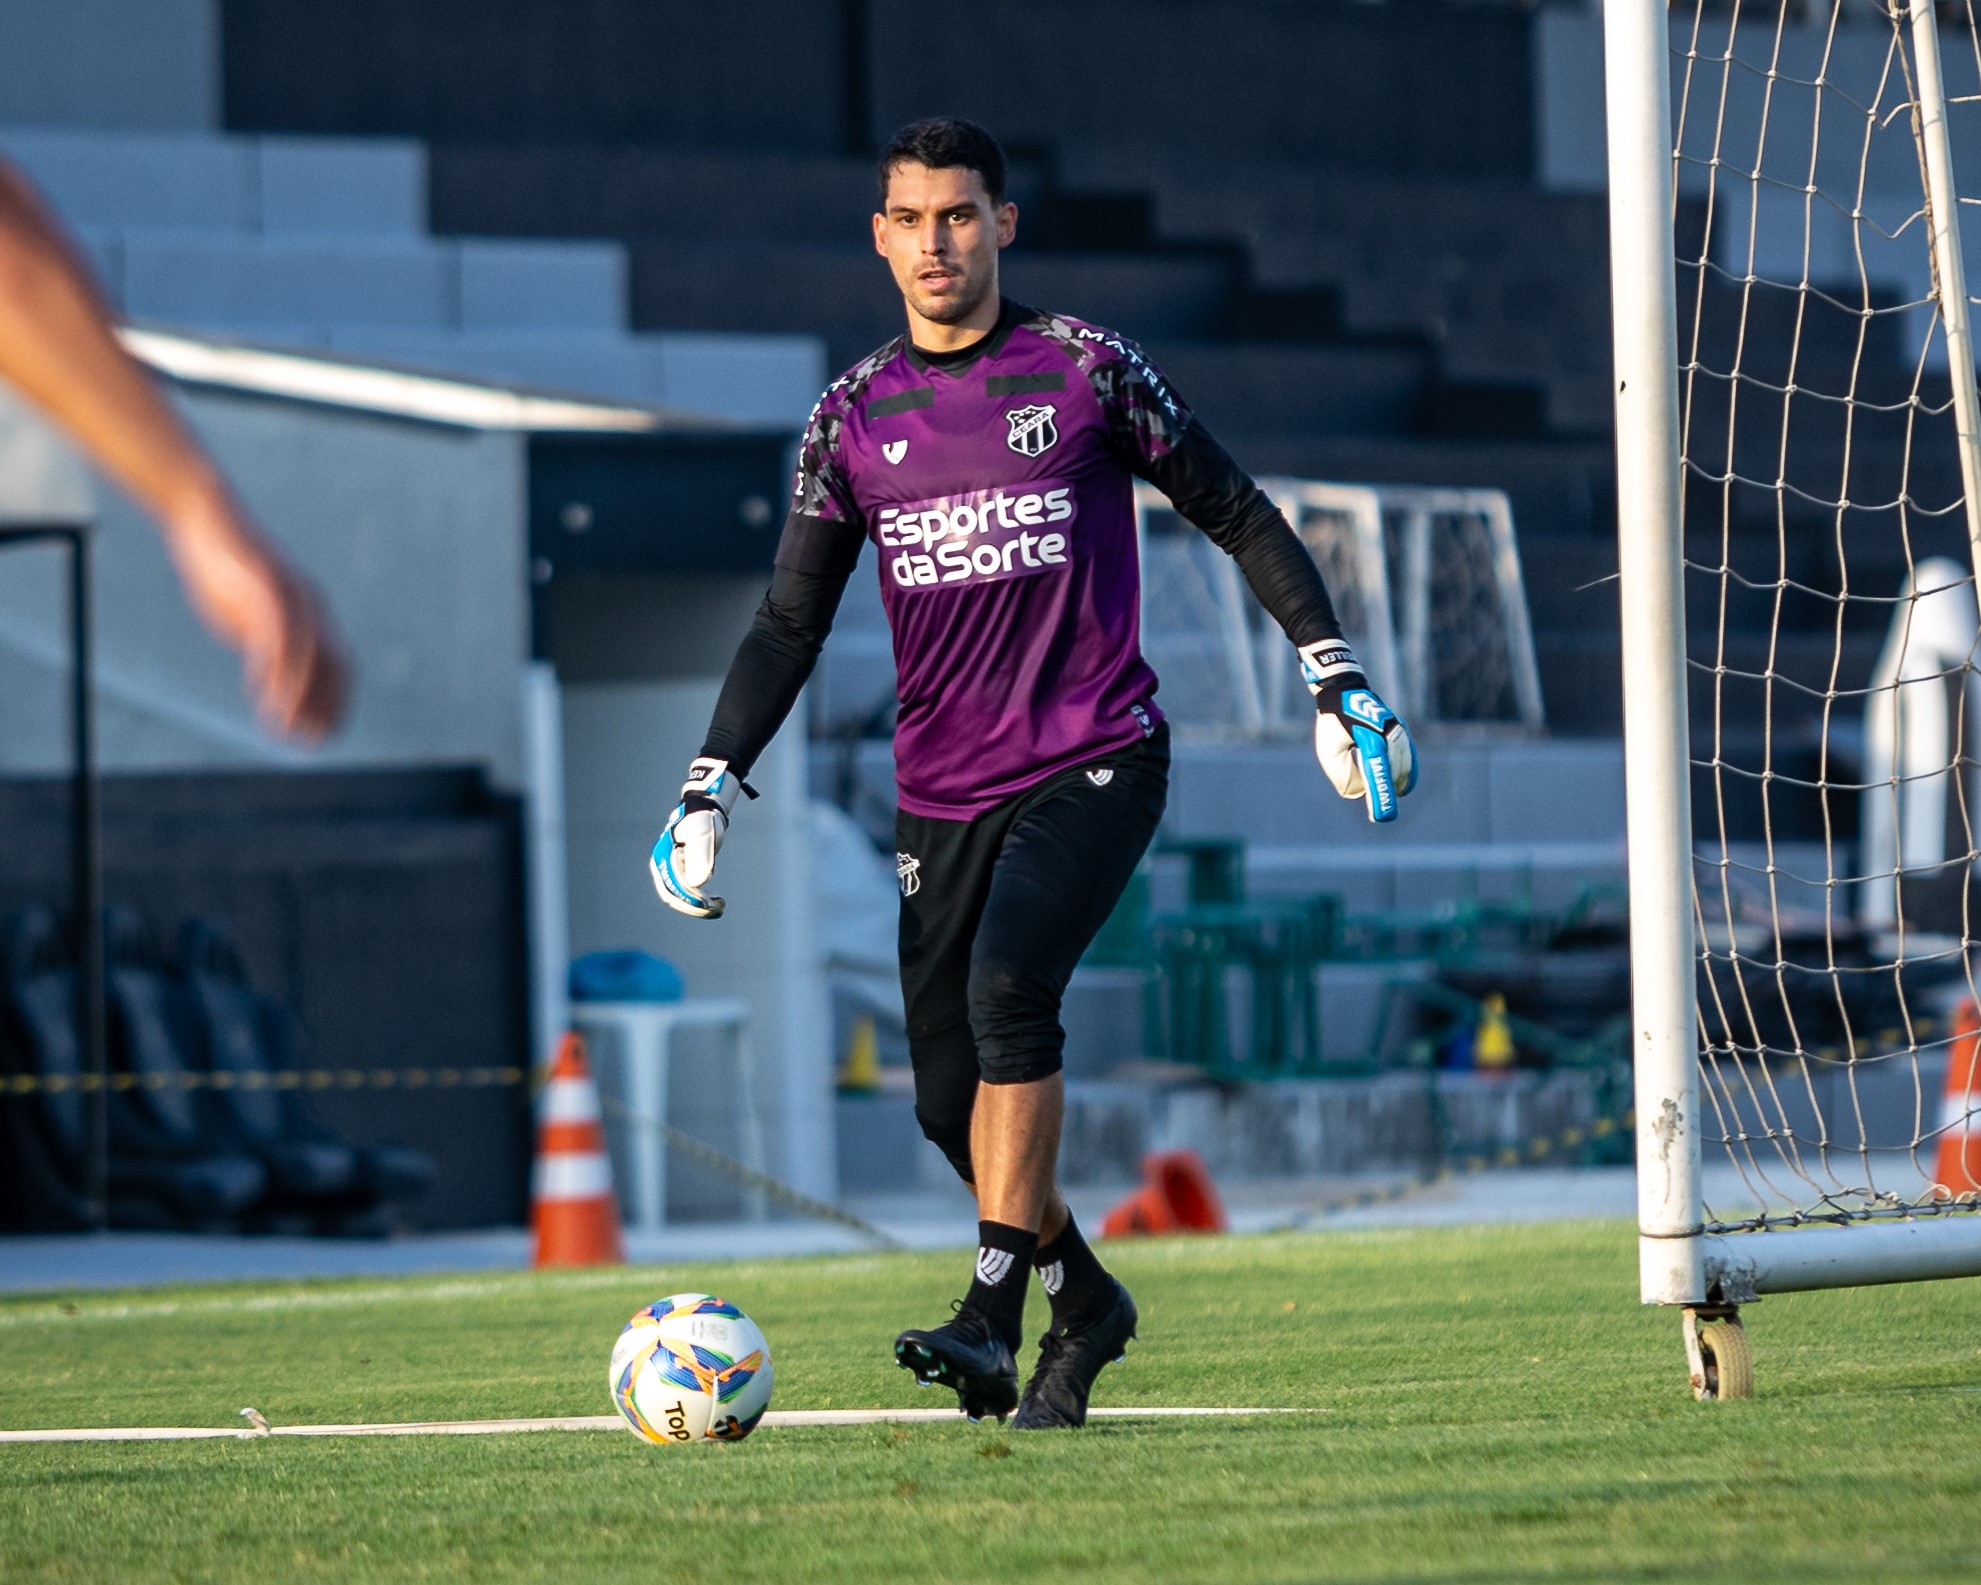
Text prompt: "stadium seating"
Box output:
[[99, 905, 274, 1231], [0, 906, 265, 1231], [178, 918, 437, 1235], [0, 905, 440, 1233], [0, 769, 534, 1230]]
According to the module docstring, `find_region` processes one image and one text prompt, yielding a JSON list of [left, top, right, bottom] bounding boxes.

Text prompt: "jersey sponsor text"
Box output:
[[879, 482, 1076, 591]]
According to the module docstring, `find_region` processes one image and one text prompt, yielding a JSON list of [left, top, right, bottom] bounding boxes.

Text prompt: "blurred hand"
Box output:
[[0, 158, 349, 744], [168, 499, 350, 742]]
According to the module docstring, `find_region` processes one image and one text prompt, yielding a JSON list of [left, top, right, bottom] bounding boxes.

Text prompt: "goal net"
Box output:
[[1134, 481, 1545, 736], [1669, 0, 1981, 1241]]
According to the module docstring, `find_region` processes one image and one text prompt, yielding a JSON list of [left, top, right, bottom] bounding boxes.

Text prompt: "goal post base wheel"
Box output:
[[1682, 1305, 1753, 1401]]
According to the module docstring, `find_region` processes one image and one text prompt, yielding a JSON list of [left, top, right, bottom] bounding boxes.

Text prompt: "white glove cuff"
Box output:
[[1298, 639, 1363, 695], [680, 756, 744, 816]]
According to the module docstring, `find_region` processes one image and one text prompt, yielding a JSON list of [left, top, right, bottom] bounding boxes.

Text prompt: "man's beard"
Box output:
[[910, 271, 991, 325]]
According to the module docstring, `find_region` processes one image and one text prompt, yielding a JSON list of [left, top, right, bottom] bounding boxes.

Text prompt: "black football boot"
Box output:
[[894, 1301, 1020, 1422], [1011, 1277, 1139, 1430]]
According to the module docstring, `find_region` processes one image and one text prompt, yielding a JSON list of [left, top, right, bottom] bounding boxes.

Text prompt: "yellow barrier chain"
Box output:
[[598, 1093, 905, 1250], [1, 1066, 524, 1095], [1291, 1105, 1640, 1224]]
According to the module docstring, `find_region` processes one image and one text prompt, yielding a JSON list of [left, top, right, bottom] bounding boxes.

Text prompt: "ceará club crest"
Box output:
[[1005, 403, 1058, 457]]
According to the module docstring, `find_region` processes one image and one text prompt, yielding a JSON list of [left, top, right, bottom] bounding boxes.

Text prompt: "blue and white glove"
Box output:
[[650, 757, 751, 919], [1299, 640, 1417, 824]]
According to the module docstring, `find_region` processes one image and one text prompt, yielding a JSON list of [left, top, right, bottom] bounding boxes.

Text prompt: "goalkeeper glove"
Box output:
[[650, 757, 752, 919], [1299, 640, 1418, 824]]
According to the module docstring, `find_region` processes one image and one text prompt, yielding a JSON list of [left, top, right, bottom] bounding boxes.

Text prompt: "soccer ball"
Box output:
[[608, 1293, 774, 1445]]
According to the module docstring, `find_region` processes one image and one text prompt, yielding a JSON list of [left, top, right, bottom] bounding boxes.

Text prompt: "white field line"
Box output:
[[0, 1271, 670, 1329], [0, 1407, 1300, 1444], [2, 1230, 1450, 1329], [0, 1254, 989, 1328]]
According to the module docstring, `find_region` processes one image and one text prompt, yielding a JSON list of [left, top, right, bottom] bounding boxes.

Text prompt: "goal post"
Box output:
[[1603, 0, 1706, 1317], [1607, 0, 1981, 1397]]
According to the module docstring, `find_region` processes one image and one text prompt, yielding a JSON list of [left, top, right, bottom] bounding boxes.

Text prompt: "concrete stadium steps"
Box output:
[[220, 1, 848, 149], [864, 2, 1533, 179], [1, 127, 427, 234], [217, 0, 1536, 178], [808, 730, 1629, 917], [1202, 433, 1616, 546], [1677, 271, 1962, 530], [1530, 638, 1893, 749], [1519, 522, 1893, 847], [427, 136, 1597, 440], [79, 231, 627, 334], [429, 146, 1442, 437], [1060, 147, 1616, 426], [626, 242, 1239, 371], [0, 124, 826, 424], [427, 144, 887, 246], [1168, 735, 1624, 853], [1, 128, 629, 335], [1532, 635, 1624, 740], [1146, 342, 1428, 441], [202, 12, 1606, 471], [1690, 737, 1858, 847], [1518, 532, 1619, 631]]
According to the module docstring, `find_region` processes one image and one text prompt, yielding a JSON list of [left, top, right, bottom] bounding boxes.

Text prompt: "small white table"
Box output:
[[570, 998, 759, 1229]]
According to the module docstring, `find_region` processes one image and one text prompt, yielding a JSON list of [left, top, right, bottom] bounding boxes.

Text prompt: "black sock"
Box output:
[[1035, 1213, 1114, 1332], [964, 1220, 1036, 1352]]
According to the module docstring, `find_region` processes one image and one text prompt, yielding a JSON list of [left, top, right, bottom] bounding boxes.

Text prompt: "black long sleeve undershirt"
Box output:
[[698, 562, 851, 777], [699, 416, 1345, 777], [1139, 419, 1345, 651]]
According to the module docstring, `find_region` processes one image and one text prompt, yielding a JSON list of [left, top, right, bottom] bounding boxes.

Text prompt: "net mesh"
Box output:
[[1673, 0, 1981, 1231], [1135, 482, 1542, 734]]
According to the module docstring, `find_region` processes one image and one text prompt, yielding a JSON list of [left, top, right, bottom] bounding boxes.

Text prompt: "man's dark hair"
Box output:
[[877, 118, 1006, 205]]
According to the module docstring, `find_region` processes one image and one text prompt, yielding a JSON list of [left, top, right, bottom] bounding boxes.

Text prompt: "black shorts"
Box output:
[[895, 726, 1169, 1180]]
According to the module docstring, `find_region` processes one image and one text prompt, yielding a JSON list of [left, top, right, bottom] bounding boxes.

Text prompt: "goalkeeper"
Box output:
[[652, 118, 1414, 1428]]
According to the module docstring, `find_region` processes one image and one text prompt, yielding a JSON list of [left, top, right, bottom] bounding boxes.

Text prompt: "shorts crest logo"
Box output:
[[1005, 403, 1058, 457], [896, 852, 922, 897], [1086, 768, 1114, 787]]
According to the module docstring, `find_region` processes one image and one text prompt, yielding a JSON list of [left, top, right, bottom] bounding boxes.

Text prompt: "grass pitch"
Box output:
[[4, 1221, 1981, 1583]]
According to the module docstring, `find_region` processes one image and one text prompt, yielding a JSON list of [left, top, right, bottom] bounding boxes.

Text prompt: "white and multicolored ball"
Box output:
[[609, 1293, 774, 1445]]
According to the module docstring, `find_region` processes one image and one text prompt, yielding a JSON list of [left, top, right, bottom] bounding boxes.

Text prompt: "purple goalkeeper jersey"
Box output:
[[780, 303, 1182, 819]]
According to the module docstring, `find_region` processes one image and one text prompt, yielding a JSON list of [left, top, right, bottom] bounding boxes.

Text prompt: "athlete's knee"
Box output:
[[908, 1023, 977, 1182], [912, 1090, 975, 1182], [967, 957, 1065, 1085]]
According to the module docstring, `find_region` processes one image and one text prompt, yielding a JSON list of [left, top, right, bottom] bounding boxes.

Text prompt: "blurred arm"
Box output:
[[0, 157, 348, 740]]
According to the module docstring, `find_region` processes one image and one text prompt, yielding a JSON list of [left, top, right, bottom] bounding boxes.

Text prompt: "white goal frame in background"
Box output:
[[1606, 0, 1981, 1397], [1133, 479, 1546, 736]]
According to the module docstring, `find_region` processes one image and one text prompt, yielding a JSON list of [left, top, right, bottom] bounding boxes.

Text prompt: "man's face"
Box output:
[[872, 161, 1016, 330]]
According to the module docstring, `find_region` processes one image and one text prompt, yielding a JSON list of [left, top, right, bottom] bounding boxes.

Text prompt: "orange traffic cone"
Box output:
[[531, 1032, 624, 1267], [1934, 999, 1981, 1195], [1100, 1149, 1228, 1238]]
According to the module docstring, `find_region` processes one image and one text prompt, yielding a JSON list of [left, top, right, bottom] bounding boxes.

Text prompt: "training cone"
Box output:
[[1934, 999, 1981, 1195], [1100, 1149, 1229, 1238], [531, 1031, 624, 1267], [837, 1015, 882, 1093], [1475, 992, 1516, 1074]]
